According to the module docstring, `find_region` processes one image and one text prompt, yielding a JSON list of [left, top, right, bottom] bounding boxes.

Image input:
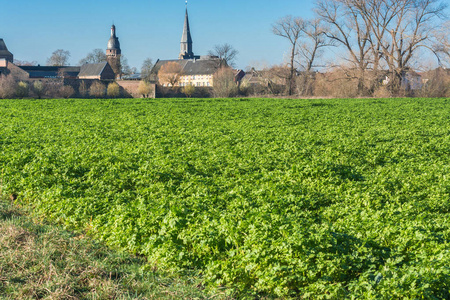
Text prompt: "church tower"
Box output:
[[106, 25, 122, 77], [179, 3, 195, 59]]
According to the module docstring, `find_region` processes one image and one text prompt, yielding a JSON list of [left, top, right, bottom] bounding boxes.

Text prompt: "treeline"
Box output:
[[237, 66, 450, 98], [259, 0, 450, 98]]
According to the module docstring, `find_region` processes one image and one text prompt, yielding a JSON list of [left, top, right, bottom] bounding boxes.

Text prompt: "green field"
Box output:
[[1, 97, 450, 298]]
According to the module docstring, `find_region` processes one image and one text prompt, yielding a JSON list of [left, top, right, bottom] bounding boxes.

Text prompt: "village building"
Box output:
[[78, 62, 116, 80], [151, 4, 227, 88], [0, 39, 13, 63]]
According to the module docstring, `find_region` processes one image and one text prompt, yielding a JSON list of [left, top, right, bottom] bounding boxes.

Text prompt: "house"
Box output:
[[152, 4, 237, 88], [78, 62, 116, 80], [153, 57, 222, 87]]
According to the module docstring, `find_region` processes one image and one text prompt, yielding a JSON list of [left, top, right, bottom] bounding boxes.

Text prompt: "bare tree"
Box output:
[[273, 16, 306, 95], [79, 49, 107, 65], [79, 81, 89, 97], [316, 0, 376, 95], [138, 81, 154, 98], [434, 23, 450, 67], [89, 81, 106, 98], [208, 44, 239, 67], [297, 18, 333, 72], [47, 49, 71, 66], [59, 85, 75, 98], [295, 18, 334, 95], [0, 75, 17, 98], [141, 58, 154, 82], [353, 0, 448, 93], [213, 67, 238, 97], [158, 62, 183, 87], [13, 60, 37, 66], [107, 82, 121, 98]]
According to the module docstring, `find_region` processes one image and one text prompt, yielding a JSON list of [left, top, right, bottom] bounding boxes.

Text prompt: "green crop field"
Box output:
[[1, 97, 450, 298]]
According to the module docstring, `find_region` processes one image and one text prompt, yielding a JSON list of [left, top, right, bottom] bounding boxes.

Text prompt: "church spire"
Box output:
[[179, 2, 194, 59]]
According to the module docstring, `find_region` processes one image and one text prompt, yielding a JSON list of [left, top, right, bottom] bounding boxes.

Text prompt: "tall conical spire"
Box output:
[[179, 2, 194, 59]]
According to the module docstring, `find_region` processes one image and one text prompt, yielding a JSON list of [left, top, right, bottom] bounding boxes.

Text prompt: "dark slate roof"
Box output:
[[152, 58, 221, 76], [181, 9, 193, 44], [183, 59, 220, 75], [0, 39, 13, 58], [19, 66, 80, 78], [79, 62, 108, 77]]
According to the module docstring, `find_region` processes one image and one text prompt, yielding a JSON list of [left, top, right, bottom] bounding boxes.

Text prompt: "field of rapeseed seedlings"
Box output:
[[1, 97, 450, 298]]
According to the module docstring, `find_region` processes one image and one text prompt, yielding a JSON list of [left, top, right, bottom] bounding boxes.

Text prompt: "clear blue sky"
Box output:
[[0, 0, 315, 70]]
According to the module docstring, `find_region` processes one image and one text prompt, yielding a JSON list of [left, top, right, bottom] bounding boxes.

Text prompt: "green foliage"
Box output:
[[1, 98, 450, 298], [0, 196, 210, 299], [33, 81, 45, 99], [182, 84, 195, 98], [16, 81, 29, 98]]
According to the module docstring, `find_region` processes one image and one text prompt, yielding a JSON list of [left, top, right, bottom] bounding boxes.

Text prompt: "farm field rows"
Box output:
[[1, 97, 450, 298]]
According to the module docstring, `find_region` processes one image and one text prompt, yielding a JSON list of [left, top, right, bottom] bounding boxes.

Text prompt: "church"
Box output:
[[151, 5, 224, 88], [1, 3, 239, 97]]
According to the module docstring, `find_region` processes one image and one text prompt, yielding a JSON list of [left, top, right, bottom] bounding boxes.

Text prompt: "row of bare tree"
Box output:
[[272, 0, 449, 97]]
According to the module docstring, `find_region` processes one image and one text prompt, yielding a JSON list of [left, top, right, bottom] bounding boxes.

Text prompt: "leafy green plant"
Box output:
[[1, 97, 450, 298]]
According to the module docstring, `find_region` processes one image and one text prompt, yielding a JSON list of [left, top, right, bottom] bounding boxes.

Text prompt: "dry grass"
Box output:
[[0, 196, 231, 300]]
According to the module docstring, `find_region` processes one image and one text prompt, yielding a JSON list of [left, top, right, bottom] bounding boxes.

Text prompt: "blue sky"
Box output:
[[0, 0, 315, 70]]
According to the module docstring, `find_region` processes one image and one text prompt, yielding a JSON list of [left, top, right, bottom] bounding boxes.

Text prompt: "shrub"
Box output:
[[137, 81, 154, 98], [89, 81, 106, 98], [16, 81, 29, 98], [79, 81, 89, 98], [182, 84, 195, 98], [44, 80, 63, 98], [0, 75, 17, 98], [107, 82, 121, 98], [59, 85, 75, 98], [33, 81, 45, 99]]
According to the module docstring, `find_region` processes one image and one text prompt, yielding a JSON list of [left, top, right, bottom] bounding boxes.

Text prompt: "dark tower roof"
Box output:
[[179, 5, 194, 59], [181, 9, 193, 45], [107, 25, 121, 52], [0, 39, 14, 62]]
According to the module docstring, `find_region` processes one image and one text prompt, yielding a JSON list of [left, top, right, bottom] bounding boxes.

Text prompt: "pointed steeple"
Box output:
[[179, 3, 194, 59]]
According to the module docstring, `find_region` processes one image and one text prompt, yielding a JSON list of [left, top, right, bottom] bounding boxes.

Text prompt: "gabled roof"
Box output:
[[0, 39, 13, 60], [152, 58, 222, 76], [78, 62, 108, 77], [18, 66, 80, 78]]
